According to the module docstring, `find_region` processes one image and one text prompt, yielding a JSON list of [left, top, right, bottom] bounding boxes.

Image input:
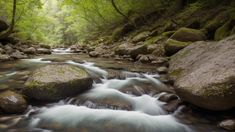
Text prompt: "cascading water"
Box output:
[[1, 53, 227, 132], [13, 60, 191, 132]]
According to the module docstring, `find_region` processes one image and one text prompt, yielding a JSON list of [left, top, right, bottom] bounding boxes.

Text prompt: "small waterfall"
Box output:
[[22, 58, 51, 63], [66, 60, 108, 78], [0, 57, 193, 132], [22, 60, 192, 132], [52, 48, 76, 54], [32, 105, 190, 132]]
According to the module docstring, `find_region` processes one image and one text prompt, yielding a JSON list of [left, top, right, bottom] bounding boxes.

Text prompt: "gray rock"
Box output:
[[23, 47, 36, 54], [0, 90, 27, 114], [128, 44, 148, 59], [157, 67, 168, 74], [169, 35, 235, 110], [24, 64, 93, 101], [37, 48, 51, 54], [4, 44, 14, 54], [11, 50, 27, 59], [0, 54, 10, 62], [89, 51, 99, 58], [158, 93, 178, 102], [219, 119, 235, 131]]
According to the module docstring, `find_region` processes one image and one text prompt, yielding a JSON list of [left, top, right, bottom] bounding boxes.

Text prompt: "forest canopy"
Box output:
[[0, 0, 233, 45], [0, 0, 175, 45]]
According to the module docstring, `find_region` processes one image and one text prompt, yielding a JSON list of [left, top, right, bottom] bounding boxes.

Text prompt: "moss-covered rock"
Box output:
[[169, 35, 235, 111], [0, 90, 27, 114], [132, 31, 150, 43], [170, 27, 206, 42], [214, 19, 235, 41], [111, 24, 134, 42], [165, 39, 192, 56], [24, 64, 93, 101]]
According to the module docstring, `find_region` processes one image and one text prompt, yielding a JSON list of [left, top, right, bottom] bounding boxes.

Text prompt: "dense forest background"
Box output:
[[0, 0, 234, 46]]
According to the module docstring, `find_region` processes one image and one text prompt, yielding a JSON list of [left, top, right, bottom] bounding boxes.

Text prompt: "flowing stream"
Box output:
[[0, 50, 229, 132]]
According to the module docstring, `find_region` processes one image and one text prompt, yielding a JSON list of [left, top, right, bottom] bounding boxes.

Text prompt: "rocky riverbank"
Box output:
[[0, 39, 51, 62]]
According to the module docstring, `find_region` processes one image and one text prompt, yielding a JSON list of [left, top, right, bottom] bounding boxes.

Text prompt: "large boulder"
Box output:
[[0, 90, 27, 114], [24, 64, 93, 101], [169, 35, 235, 111], [0, 19, 9, 32]]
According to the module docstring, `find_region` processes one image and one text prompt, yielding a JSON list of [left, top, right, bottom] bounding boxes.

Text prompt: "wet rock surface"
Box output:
[[219, 119, 235, 131], [0, 90, 27, 114], [24, 64, 93, 101], [169, 35, 235, 111]]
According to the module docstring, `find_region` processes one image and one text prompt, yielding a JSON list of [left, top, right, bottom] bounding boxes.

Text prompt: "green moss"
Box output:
[[202, 83, 233, 97], [166, 39, 191, 47], [162, 31, 176, 37], [169, 68, 184, 78], [25, 80, 41, 89], [165, 39, 192, 55], [110, 26, 125, 42], [144, 35, 160, 45], [214, 21, 232, 41], [174, 2, 203, 25], [144, 31, 175, 45]]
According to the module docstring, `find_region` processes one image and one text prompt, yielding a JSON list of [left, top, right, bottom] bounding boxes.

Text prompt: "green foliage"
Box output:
[[0, 0, 234, 45]]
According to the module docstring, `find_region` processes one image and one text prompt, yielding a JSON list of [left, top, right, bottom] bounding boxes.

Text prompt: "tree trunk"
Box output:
[[111, 0, 136, 27], [0, 0, 17, 40]]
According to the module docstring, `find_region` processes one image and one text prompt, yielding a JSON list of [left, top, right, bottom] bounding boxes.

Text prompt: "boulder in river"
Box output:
[[0, 90, 27, 114], [169, 35, 235, 111], [24, 64, 93, 101]]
